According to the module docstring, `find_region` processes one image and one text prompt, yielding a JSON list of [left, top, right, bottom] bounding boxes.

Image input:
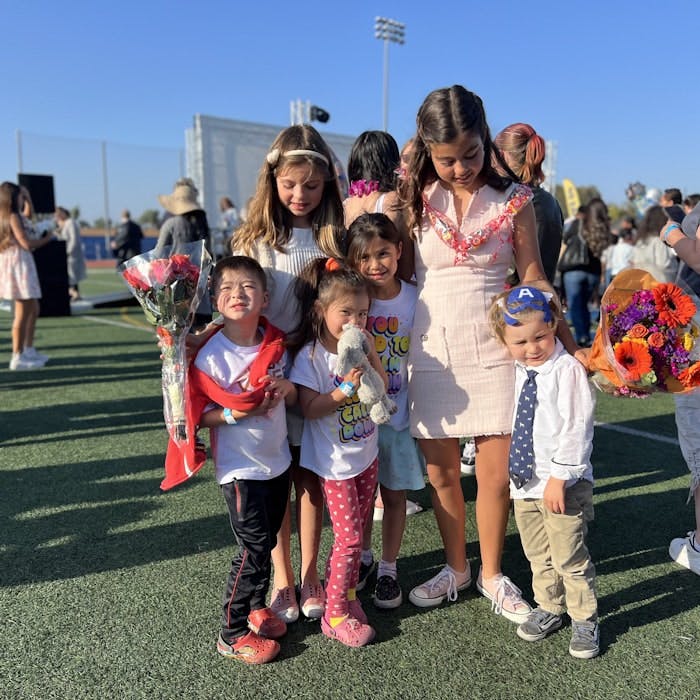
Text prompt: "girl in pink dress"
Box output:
[[0, 182, 52, 370], [398, 86, 581, 620]]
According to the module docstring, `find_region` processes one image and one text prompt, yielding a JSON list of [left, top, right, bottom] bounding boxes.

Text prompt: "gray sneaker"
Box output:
[[516, 607, 563, 642], [569, 620, 600, 659]]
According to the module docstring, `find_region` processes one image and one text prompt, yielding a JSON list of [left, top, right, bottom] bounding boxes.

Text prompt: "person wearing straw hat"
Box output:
[[156, 177, 213, 327], [156, 178, 210, 252]]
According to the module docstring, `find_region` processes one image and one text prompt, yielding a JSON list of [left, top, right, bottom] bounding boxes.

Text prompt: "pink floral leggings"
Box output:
[[320, 459, 378, 618]]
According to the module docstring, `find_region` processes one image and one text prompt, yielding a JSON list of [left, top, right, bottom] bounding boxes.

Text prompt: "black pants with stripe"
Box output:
[[220, 468, 291, 641]]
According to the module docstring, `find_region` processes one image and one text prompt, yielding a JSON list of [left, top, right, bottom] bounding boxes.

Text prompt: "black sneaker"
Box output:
[[373, 575, 403, 609], [356, 558, 376, 592], [516, 607, 563, 642]]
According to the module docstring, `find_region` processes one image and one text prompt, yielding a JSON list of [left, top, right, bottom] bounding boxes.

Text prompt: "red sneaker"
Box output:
[[321, 615, 375, 647], [248, 607, 287, 639], [216, 631, 279, 664]]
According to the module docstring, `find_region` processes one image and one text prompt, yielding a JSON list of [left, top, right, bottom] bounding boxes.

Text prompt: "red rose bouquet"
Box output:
[[589, 268, 700, 396], [121, 241, 212, 443]]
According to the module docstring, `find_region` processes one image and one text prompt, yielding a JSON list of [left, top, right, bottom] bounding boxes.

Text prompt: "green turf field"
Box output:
[[79, 267, 134, 298], [1, 304, 699, 700]]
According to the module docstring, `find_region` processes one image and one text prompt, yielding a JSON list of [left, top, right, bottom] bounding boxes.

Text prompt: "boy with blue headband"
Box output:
[[488, 285, 599, 659]]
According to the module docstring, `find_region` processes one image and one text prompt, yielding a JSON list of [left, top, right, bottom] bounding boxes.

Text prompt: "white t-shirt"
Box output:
[[195, 330, 291, 484], [367, 280, 417, 431], [290, 341, 378, 480], [632, 237, 679, 283], [609, 240, 635, 275], [509, 339, 595, 500]]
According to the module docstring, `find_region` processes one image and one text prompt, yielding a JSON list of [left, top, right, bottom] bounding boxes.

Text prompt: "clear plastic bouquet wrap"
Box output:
[[589, 268, 700, 396], [120, 241, 213, 442]]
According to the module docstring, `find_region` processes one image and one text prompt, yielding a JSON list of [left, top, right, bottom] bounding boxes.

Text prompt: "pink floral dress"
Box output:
[[0, 234, 41, 300], [408, 181, 532, 438]]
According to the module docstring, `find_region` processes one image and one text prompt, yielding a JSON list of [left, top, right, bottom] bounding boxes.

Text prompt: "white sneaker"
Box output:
[[408, 564, 472, 608], [9, 353, 44, 371], [373, 499, 423, 521], [23, 347, 49, 364], [405, 500, 423, 516], [460, 460, 476, 476], [669, 531, 700, 575], [461, 439, 476, 475], [476, 570, 532, 624]]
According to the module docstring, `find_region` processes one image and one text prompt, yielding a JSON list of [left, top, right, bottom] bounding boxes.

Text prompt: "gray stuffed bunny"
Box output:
[[335, 323, 397, 425]]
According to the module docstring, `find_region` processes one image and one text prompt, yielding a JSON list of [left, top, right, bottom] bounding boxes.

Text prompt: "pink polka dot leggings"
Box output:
[[320, 459, 378, 618]]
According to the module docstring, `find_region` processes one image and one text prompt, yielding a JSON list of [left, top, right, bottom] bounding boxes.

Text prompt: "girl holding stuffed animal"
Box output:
[[288, 258, 387, 647], [231, 125, 346, 624], [346, 212, 425, 609]]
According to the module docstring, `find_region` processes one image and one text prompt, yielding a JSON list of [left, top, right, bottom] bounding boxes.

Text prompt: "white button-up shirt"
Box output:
[[510, 339, 595, 500]]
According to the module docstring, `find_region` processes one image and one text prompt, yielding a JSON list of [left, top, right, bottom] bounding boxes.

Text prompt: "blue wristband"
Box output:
[[338, 381, 356, 397], [663, 223, 681, 245]]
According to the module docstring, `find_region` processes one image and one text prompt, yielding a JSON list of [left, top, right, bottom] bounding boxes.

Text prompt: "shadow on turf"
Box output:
[[2, 396, 164, 444], [1, 453, 234, 587], [5, 404, 696, 647]]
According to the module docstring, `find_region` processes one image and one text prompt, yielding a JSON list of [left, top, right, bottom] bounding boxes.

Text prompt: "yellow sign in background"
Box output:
[[562, 179, 581, 219]]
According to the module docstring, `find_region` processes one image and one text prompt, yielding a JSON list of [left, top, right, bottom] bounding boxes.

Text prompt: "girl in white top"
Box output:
[[289, 258, 387, 647], [231, 125, 346, 623], [632, 205, 679, 283], [345, 212, 424, 609]]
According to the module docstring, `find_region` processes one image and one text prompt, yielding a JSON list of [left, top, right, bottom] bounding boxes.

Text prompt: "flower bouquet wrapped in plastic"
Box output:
[[589, 268, 700, 396], [120, 240, 212, 443]]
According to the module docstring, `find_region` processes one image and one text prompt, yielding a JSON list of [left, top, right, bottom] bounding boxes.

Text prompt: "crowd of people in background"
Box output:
[[3, 83, 700, 669]]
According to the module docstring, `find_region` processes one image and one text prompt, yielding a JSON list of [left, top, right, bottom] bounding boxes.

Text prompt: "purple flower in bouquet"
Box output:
[[592, 278, 700, 395]]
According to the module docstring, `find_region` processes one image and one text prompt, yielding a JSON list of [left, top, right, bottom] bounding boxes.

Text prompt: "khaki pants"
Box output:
[[513, 479, 598, 622]]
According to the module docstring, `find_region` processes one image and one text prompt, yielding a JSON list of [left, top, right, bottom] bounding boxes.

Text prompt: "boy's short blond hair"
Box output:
[[488, 285, 563, 344]]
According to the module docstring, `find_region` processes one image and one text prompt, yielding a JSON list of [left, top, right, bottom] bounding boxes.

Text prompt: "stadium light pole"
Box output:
[[374, 16, 405, 132]]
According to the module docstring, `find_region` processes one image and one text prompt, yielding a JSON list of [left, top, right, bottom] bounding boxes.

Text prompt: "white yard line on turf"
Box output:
[[594, 421, 679, 446], [82, 314, 153, 332]]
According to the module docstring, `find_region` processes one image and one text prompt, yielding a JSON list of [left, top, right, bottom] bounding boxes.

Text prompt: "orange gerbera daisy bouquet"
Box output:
[[589, 269, 700, 396]]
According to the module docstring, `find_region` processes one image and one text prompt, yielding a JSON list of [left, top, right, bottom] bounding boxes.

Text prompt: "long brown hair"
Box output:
[[0, 182, 21, 253], [234, 124, 345, 258], [636, 205, 668, 242], [581, 198, 613, 258], [398, 85, 513, 233]]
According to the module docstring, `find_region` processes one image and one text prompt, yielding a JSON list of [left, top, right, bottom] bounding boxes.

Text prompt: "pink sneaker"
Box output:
[[321, 615, 375, 647], [270, 586, 299, 623], [300, 582, 325, 619], [348, 598, 367, 625], [476, 570, 532, 624]]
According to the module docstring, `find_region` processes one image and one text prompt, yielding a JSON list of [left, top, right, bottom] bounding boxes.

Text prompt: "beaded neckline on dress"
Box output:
[[422, 183, 532, 265]]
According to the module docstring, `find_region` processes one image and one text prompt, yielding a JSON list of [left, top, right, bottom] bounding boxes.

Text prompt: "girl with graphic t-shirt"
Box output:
[[346, 213, 424, 610], [289, 259, 386, 647]]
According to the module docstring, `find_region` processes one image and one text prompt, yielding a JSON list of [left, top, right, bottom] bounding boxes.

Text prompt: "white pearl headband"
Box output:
[[266, 148, 329, 167]]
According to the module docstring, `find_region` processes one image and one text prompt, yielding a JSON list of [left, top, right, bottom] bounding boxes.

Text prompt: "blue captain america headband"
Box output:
[[499, 286, 553, 326]]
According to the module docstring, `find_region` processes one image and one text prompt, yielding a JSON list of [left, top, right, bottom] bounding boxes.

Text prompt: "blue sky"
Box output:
[[2, 0, 699, 222]]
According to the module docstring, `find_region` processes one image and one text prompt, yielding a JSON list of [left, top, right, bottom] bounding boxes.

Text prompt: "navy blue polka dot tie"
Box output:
[[509, 369, 537, 488]]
